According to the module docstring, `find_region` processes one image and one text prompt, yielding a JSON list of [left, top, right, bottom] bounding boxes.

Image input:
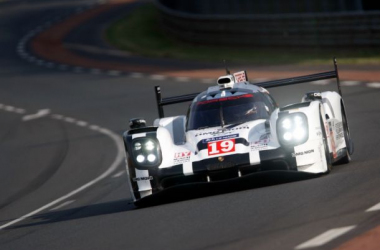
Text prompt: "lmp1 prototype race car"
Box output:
[[123, 59, 354, 204]]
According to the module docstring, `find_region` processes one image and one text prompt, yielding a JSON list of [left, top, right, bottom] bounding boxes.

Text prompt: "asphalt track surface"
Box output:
[[1, 1, 380, 250]]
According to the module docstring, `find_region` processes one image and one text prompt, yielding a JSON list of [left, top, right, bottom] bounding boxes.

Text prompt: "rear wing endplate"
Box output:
[[154, 87, 199, 118], [154, 58, 342, 118]]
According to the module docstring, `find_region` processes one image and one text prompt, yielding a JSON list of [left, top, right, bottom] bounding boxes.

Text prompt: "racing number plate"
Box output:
[[207, 139, 236, 156]]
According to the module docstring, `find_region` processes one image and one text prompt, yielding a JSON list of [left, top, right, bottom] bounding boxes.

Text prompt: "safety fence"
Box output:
[[155, 0, 380, 47]]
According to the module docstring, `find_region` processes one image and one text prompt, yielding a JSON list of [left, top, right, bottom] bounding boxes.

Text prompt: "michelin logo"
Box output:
[[133, 176, 153, 182], [292, 149, 314, 157], [202, 134, 239, 143]]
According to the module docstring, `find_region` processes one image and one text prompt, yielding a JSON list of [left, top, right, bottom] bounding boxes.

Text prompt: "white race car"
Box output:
[[123, 59, 353, 205]]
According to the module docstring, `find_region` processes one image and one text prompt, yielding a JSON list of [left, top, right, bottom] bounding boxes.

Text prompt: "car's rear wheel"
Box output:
[[320, 114, 332, 173], [336, 105, 353, 164]]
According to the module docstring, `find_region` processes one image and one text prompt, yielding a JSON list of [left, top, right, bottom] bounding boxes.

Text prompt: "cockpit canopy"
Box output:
[[187, 91, 277, 131]]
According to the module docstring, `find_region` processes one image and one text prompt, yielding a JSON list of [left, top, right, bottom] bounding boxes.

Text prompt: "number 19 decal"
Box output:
[[208, 139, 236, 156]]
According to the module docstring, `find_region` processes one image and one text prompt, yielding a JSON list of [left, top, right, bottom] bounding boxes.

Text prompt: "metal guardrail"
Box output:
[[155, 0, 380, 47]]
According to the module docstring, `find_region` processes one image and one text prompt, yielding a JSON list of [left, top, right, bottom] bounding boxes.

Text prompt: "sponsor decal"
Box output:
[[194, 126, 248, 137], [292, 149, 314, 157], [133, 176, 153, 182], [202, 133, 239, 143], [233, 71, 248, 83], [328, 121, 337, 158], [318, 141, 323, 161], [208, 139, 236, 156], [174, 151, 191, 164], [335, 122, 343, 140], [251, 143, 268, 151], [250, 133, 270, 151], [316, 130, 322, 137]]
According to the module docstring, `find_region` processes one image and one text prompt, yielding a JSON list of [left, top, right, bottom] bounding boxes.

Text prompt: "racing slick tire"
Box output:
[[336, 105, 353, 165]]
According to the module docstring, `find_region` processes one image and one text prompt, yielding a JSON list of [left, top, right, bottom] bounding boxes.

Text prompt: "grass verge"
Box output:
[[106, 4, 380, 65]]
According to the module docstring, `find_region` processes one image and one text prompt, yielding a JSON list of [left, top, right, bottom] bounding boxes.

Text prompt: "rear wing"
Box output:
[[256, 58, 341, 93], [154, 58, 342, 118]]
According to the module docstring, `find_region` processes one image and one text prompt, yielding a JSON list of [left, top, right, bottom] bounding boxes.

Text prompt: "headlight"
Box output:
[[277, 113, 309, 146], [147, 154, 156, 162], [145, 141, 155, 151], [131, 138, 162, 167], [134, 142, 142, 151], [136, 154, 145, 163]]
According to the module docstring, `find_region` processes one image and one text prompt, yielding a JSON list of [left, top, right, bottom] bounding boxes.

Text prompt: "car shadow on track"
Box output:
[[135, 170, 323, 207], [7, 199, 136, 230], [8, 171, 323, 229]]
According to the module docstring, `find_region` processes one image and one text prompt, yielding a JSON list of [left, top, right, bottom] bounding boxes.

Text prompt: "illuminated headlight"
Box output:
[[283, 132, 293, 141], [282, 118, 292, 130], [136, 155, 145, 163], [147, 154, 156, 162], [145, 141, 155, 151], [294, 127, 306, 140], [277, 113, 309, 146], [131, 138, 162, 167], [134, 142, 142, 151]]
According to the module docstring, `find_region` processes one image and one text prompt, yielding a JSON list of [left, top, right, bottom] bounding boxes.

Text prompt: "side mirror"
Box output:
[[129, 118, 146, 129]]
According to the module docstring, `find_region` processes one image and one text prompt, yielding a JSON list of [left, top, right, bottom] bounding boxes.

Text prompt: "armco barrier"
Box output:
[[155, 1, 380, 47]]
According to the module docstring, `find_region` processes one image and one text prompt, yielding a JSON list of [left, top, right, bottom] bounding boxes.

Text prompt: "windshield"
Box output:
[[187, 93, 273, 130]]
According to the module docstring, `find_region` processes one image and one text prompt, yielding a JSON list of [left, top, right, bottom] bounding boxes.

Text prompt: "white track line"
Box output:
[[64, 117, 76, 123], [201, 78, 214, 84], [36, 60, 45, 66], [1, 105, 26, 115], [367, 82, 380, 88], [341, 81, 360, 86], [76, 120, 88, 127], [150, 75, 166, 81], [175, 77, 190, 82], [22, 109, 50, 121], [14, 108, 26, 114], [50, 200, 75, 211], [311, 80, 331, 85], [112, 171, 124, 178], [4, 106, 15, 112], [0, 120, 124, 230], [107, 70, 121, 76], [74, 67, 83, 73], [59, 65, 68, 70], [366, 202, 380, 212], [130, 72, 143, 78], [91, 69, 102, 74], [51, 114, 64, 120], [89, 124, 100, 131], [27, 57, 37, 63], [250, 78, 268, 83], [45, 62, 55, 68], [295, 226, 356, 249]]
